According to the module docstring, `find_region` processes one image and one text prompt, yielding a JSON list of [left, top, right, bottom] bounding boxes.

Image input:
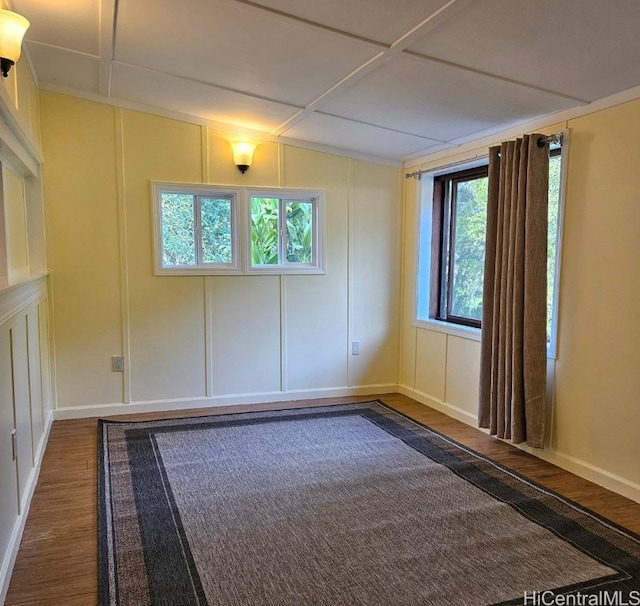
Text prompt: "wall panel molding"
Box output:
[[52, 383, 399, 420]]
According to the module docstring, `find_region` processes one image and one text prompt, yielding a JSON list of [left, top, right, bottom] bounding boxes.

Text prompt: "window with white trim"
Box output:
[[415, 134, 567, 357], [152, 183, 325, 276], [248, 192, 321, 273]]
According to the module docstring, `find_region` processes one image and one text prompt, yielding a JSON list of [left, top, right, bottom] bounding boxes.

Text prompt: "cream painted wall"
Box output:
[[3, 164, 28, 281], [400, 101, 640, 498], [39, 96, 123, 407], [40, 92, 402, 410], [551, 100, 640, 486], [122, 110, 207, 403], [349, 160, 402, 387]]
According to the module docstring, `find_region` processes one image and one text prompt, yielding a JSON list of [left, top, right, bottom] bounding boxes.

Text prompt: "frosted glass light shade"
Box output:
[[230, 141, 257, 173], [0, 9, 29, 77], [0, 10, 29, 61]]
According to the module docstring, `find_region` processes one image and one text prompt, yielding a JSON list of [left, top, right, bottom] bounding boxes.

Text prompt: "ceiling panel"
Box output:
[[283, 111, 448, 160], [407, 0, 640, 102], [13, 0, 100, 56], [114, 0, 379, 107], [15, 0, 640, 163], [246, 0, 449, 45], [27, 44, 100, 93], [110, 64, 300, 133], [321, 54, 578, 142]]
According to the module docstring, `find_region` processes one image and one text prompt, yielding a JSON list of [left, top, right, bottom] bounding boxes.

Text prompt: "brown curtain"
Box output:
[[478, 135, 548, 448]]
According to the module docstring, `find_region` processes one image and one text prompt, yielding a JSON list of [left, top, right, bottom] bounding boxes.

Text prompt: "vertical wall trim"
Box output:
[[443, 335, 450, 404], [278, 143, 286, 392], [201, 126, 209, 184], [204, 278, 214, 397], [201, 126, 214, 397], [279, 275, 287, 392], [46, 275, 58, 410], [413, 327, 419, 390], [114, 108, 132, 404], [395, 171, 406, 385], [347, 159, 354, 386], [24, 313, 35, 467], [39, 297, 53, 418]]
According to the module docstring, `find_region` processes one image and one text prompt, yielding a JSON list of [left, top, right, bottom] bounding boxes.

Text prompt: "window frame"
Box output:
[[152, 183, 243, 275], [415, 130, 568, 358], [432, 165, 488, 329], [151, 182, 325, 277], [246, 188, 325, 275]]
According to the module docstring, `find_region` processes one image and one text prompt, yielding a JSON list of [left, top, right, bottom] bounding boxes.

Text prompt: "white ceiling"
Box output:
[[13, 0, 640, 164]]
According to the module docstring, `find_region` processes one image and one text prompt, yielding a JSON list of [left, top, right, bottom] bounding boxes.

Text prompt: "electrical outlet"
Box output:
[[111, 356, 125, 372], [351, 341, 360, 356]]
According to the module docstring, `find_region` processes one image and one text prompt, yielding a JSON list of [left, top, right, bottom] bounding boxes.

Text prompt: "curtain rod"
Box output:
[[405, 132, 563, 180]]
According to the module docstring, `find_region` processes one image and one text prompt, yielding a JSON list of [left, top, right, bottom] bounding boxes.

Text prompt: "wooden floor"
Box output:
[[6, 393, 640, 605]]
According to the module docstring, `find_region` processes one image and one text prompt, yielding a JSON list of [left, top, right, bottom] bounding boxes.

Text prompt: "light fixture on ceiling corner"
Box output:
[[230, 141, 257, 174], [0, 9, 30, 78]]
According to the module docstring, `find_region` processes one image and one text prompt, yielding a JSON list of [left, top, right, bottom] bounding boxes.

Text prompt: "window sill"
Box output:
[[414, 318, 481, 342]]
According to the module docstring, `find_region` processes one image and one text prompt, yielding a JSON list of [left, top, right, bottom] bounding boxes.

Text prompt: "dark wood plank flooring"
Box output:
[[6, 393, 640, 605]]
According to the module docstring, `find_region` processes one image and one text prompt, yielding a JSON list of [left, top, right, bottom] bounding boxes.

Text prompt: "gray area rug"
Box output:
[[98, 401, 640, 605]]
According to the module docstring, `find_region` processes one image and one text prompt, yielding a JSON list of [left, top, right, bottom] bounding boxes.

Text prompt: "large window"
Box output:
[[432, 166, 488, 327], [152, 183, 325, 275], [416, 140, 566, 354]]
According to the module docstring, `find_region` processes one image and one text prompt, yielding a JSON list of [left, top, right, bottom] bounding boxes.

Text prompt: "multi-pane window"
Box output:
[[160, 192, 236, 269], [152, 184, 324, 275], [250, 195, 317, 269], [417, 142, 565, 352]]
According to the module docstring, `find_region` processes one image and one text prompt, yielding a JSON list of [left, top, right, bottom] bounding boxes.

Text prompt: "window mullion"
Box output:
[[279, 198, 286, 265], [194, 195, 202, 266], [446, 181, 459, 320], [438, 182, 452, 320]]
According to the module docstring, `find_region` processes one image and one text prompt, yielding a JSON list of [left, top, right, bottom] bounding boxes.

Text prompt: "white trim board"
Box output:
[[399, 384, 477, 426], [0, 410, 53, 605], [53, 382, 640, 505], [399, 384, 640, 505], [52, 384, 399, 420]]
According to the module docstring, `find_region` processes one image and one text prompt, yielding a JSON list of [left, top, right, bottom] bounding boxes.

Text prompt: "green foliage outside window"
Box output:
[[251, 198, 279, 265], [442, 153, 561, 338], [161, 193, 233, 266], [450, 177, 488, 321], [286, 202, 313, 263], [251, 197, 314, 265], [547, 154, 561, 338], [201, 198, 232, 264], [161, 193, 196, 266]]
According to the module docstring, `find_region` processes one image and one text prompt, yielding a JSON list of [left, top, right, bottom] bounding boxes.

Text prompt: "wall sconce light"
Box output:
[[0, 9, 30, 78], [230, 141, 257, 174]]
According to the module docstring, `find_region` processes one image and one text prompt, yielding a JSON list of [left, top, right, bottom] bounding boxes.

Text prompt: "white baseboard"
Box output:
[[53, 380, 640, 503], [399, 384, 640, 505], [52, 384, 399, 420], [0, 409, 54, 605], [398, 385, 478, 425], [516, 443, 640, 505]]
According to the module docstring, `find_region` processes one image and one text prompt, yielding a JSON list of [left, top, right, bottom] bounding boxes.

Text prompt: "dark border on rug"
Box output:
[[374, 400, 640, 544], [97, 400, 640, 605]]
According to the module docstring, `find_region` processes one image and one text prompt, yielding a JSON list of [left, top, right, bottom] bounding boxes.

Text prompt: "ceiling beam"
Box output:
[[270, 0, 477, 136], [98, 0, 117, 97]]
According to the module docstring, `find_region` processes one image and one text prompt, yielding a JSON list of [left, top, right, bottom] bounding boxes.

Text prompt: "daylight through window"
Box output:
[[152, 183, 325, 276], [417, 142, 565, 352], [250, 195, 316, 269]]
